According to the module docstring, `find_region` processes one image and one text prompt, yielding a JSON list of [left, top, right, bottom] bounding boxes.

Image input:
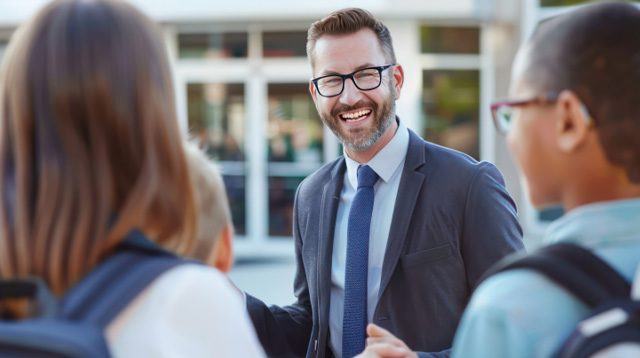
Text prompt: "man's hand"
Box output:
[[354, 324, 418, 358]]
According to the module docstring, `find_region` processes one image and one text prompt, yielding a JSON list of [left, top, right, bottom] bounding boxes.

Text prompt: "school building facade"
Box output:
[[0, 0, 614, 260]]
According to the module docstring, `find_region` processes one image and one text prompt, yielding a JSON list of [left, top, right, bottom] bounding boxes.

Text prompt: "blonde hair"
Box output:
[[0, 0, 196, 310], [183, 142, 232, 262]]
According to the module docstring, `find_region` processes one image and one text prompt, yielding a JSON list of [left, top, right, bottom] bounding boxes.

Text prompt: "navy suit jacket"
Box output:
[[247, 130, 524, 357]]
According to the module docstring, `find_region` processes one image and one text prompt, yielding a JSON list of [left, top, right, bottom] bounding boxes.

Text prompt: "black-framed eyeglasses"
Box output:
[[311, 64, 395, 98], [491, 92, 559, 135]]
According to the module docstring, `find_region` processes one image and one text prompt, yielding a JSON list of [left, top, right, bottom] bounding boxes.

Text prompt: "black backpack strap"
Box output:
[[60, 230, 195, 327], [482, 242, 631, 308]]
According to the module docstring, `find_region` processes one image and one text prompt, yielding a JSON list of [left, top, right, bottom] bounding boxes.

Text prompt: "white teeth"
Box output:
[[341, 109, 371, 120]]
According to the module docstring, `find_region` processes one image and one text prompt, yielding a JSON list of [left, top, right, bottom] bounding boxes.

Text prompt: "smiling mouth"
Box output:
[[339, 109, 372, 122]]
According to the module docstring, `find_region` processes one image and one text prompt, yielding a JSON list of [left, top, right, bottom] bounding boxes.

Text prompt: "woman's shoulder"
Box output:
[[150, 263, 239, 301], [110, 263, 243, 332], [108, 263, 265, 357]]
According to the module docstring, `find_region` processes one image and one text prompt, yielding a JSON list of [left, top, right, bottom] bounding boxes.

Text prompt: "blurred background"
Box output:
[[0, 0, 636, 305]]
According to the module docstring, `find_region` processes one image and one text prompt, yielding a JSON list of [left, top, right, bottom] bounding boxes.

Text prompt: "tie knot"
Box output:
[[357, 165, 379, 188]]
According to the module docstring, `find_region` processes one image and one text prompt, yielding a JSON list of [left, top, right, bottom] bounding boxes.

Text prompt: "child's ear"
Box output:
[[210, 223, 234, 273], [556, 90, 593, 153]]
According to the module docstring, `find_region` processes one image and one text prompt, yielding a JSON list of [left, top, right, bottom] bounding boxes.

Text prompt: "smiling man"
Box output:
[[245, 8, 523, 358]]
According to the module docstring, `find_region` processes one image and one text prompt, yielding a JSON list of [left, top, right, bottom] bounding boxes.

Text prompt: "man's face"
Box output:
[[309, 28, 403, 152]]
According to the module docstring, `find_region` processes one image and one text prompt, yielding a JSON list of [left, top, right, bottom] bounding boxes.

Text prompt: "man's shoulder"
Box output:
[[419, 136, 476, 164], [296, 157, 344, 197], [409, 132, 501, 181]]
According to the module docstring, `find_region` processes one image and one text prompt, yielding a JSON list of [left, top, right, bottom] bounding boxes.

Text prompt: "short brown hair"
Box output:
[[0, 0, 196, 301], [307, 8, 396, 67], [525, 2, 640, 183], [184, 142, 232, 262]]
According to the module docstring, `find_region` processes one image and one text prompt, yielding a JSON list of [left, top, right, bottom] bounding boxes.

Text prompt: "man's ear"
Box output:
[[392, 64, 404, 100], [555, 90, 592, 153], [309, 80, 318, 104], [210, 223, 234, 273]]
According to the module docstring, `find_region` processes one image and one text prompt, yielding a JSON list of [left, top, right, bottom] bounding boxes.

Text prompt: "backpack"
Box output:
[[0, 230, 191, 357], [484, 242, 640, 358]]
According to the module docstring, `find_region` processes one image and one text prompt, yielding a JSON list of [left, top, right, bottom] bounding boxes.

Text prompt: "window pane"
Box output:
[[267, 83, 323, 163], [422, 70, 480, 159], [268, 176, 305, 237], [540, 0, 638, 6], [223, 175, 247, 236], [188, 83, 245, 161], [187, 83, 246, 236], [420, 26, 480, 54], [178, 32, 248, 59], [263, 31, 307, 58]]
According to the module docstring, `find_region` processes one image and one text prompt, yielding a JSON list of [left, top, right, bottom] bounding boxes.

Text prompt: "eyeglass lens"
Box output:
[[316, 68, 382, 97]]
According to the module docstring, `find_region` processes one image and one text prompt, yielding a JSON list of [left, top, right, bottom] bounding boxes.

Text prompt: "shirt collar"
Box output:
[[344, 118, 409, 189], [544, 198, 640, 248]]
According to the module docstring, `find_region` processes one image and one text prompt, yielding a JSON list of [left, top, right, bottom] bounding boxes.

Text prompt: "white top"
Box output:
[[107, 264, 266, 358], [329, 120, 410, 358]]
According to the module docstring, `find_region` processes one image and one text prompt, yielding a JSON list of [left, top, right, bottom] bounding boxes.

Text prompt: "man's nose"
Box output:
[[338, 78, 364, 106]]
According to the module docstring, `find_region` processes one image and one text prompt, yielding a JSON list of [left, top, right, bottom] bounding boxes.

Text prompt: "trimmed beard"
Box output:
[[319, 86, 397, 152], [341, 101, 395, 152]]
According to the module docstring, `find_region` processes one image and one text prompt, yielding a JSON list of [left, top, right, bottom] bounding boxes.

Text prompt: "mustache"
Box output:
[[331, 100, 378, 117]]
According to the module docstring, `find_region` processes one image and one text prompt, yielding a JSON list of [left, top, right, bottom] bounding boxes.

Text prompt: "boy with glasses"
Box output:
[[452, 2, 640, 357], [245, 8, 523, 358]]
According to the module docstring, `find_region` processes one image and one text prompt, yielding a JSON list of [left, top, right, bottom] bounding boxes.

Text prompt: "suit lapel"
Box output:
[[377, 131, 426, 301], [317, 158, 345, 352]]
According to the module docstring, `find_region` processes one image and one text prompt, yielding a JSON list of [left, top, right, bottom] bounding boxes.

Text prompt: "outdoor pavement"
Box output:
[[230, 257, 297, 306]]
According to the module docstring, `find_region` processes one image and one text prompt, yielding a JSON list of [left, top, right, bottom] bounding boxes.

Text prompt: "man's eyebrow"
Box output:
[[354, 63, 376, 71], [318, 63, 377, 77], [318, 69, 342, 76]]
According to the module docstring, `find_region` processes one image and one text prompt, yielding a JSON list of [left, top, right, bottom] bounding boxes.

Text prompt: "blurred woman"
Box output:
[[0, 0, 264, 356]]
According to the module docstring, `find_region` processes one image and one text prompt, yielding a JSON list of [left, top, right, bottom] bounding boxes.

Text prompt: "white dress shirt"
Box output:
[[329, 120, 410, 358]]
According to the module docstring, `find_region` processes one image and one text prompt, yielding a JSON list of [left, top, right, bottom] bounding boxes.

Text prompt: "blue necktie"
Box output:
[[342, 165, 379, 358]]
